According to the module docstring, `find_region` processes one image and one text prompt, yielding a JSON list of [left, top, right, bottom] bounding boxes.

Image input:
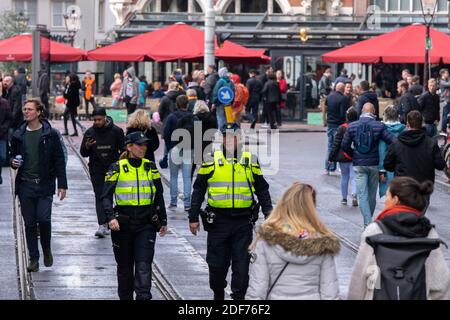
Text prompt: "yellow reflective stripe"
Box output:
[[209, 194, 253, 201], [208, 182, 249, 188]]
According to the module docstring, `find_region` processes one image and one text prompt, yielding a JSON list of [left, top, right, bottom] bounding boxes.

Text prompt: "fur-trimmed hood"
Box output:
[[258, 225, 340, 262]]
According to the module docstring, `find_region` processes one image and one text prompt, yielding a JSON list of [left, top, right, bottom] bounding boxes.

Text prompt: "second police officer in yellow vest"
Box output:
[[189, 123, 273, 300], [102, 131, 167, 300]]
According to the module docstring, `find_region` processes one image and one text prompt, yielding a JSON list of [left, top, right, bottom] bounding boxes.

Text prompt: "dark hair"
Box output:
[[268, 73, 276, 80], [92, 107, 107, 117], [249, 69, 257, 75], [69, 73, 79, 83], [398, 80, 408, 90], [389, 177, 433, 211], [407, 110, 423, 129], [440, 68, 448, 76], [346, 107, 358, 123], [24, 98, 43, 113], [360, 80, 370, 91], [139, 75, 147, 81], [340, 68, 348, 75], [412, 75, 420, 84], [176, 95, 189, 109]]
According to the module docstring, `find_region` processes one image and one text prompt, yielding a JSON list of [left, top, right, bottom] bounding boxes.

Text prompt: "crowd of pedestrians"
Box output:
[[1, 62, 450, 302]]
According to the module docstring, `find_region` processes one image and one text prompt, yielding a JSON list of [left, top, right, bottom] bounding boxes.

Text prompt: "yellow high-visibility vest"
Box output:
[[107, 158, 159, 206], [204, 150, 256, 209]]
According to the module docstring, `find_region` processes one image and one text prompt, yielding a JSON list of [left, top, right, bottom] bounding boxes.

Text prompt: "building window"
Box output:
[[372, 0, 448, 12], [161, 0, 188, 12], [51, 0, 75, 27], [98, 0, 105, 30], [225, 0, 283, 14], [14, 0, 37, 26]]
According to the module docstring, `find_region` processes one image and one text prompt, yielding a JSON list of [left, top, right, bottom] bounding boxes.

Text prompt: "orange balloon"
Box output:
[[55, 96, 65, 104]]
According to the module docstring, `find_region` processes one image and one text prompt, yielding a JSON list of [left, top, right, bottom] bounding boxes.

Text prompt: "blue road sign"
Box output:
[[217, 86, 234, 105]]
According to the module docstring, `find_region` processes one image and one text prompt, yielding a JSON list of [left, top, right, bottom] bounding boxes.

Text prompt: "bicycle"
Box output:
[[436, 132, 450, 180]]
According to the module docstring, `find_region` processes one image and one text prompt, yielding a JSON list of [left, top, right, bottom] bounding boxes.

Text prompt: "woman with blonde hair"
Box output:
[[126, 109, 160, 162], [110, 73, 122, 108], [246, 182, 340, 300]]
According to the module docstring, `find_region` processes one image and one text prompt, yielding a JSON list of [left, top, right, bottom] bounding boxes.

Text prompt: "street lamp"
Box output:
[[420, 0, 438, 87], [16, 10, 29, 32], [63, 6, 82, 46]]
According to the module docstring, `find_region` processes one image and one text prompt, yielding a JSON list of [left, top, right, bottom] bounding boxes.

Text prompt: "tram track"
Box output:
[[64, 134, 181, 300]]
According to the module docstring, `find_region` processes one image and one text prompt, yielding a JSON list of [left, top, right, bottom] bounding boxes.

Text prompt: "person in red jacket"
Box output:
[[276, 70, 287, 127]]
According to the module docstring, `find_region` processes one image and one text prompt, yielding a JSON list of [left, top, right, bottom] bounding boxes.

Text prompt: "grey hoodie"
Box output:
[[120, 66, 141, 104]]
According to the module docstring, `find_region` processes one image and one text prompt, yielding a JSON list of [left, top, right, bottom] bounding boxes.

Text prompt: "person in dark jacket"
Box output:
[[126, 109, 160, 162], [14, 67, 29, 105], [63, 73, 81, 136], [334, 68, 351, 88], [204, 65, 219, 105], [158, 81, 182, 124], [163, 95, 194, 211], [396, 80, 421, 124], [324, 82, 350, 174], [355, 81, 379, 119], [328, 106, 358, 206], [38, 66, 50, 118], [0, 96, 11, 184], [2, 75, 23, 130], [384, 111, 445, 185], [192, 100, 217, 177], [158, 81, 183, 169], [409, 75, 424, 97], [318, 68, 333, 98], [10, 99, 67, 272], [261, 73, 281, 130], [418, 78, 440, 138], [342, 103, 394, 227], [80, 108, 125, 238], [246, 70, 263, 128]]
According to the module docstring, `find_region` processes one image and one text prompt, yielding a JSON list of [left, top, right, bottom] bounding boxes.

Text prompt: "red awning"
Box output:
[[87, 23, 270, 64], [0, 34, 86, 62], [322, 24, 450, 64]]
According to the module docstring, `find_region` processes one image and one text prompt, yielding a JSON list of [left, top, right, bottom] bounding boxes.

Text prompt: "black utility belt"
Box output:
[[114, 211, 161, 228], [21, 177, 41, 184]]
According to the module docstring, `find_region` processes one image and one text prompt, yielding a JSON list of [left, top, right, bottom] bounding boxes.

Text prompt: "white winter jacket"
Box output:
[[246, 225, 341, 300]]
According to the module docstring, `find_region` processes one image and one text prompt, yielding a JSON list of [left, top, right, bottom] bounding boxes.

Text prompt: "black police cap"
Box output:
[[125, 131, 150, 145]]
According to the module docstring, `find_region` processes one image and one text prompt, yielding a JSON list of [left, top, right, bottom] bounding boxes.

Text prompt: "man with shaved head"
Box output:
[[2, 75, 23, 130], [323, 81, 350, 174], [342, 102, 394, 228]]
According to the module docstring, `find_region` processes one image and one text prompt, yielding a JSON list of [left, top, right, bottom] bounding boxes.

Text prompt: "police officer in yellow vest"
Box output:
[[189, 123, 273, 300], [102, 131, 167, 300]]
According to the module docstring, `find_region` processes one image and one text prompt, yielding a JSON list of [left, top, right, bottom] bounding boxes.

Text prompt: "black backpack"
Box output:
[[354, 122, 374, 154], [366, 221, 444, 300]]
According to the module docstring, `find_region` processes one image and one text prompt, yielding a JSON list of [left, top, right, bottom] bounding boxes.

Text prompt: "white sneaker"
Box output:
[[101, 224, 110, 236], [95, 225, 105, 238], [261, 123, 269, 128]]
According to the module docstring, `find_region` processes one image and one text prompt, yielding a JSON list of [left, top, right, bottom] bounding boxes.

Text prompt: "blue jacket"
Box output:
[[342, 114, 394, 167], [378, 122, 406, 197]]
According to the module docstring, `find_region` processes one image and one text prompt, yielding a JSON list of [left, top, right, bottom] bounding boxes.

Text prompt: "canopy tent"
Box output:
[[87, 23, 270, 64], [322, 24, 450, 64], [0, 34, 87, 62]]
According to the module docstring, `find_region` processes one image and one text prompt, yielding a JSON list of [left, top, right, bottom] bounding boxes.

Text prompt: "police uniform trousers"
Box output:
[[206, 213, 253, 300], [111, 223, 157, 300]]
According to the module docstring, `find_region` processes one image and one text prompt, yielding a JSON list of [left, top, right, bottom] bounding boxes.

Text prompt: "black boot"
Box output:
[[27, 259, 39, 272], [43, 248, 53, 267]]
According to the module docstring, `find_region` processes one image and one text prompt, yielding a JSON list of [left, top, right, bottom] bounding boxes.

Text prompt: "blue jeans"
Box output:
[[339, 162, 356, 200], [216, 105, 226, 131], [0, 139, 7, 183], [353, 166, 379, 227], [325, 127, 338, 171], [425, 123, 437, 138], [169, 148, 192, 208]]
